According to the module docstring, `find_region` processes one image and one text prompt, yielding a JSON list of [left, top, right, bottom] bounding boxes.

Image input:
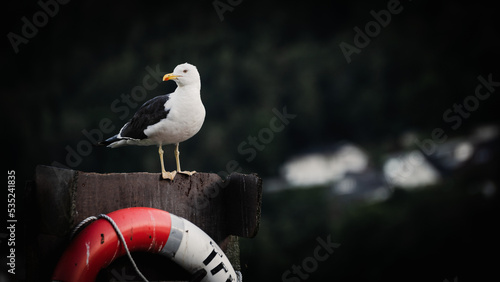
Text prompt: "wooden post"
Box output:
[[26, 165, 262, 281]]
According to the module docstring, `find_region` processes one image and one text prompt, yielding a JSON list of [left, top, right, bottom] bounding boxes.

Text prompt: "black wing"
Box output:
[[119, 94, 171, 139]]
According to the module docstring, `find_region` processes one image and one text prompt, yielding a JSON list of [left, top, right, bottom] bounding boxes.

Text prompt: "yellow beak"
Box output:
[[163, 73, 179, 81]]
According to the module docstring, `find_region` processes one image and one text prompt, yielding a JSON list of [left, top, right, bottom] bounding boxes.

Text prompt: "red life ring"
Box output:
[[51, 207, 238, 282]]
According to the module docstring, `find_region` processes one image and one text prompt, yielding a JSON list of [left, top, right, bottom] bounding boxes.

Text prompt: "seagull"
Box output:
[[98, 63, 205, 180]]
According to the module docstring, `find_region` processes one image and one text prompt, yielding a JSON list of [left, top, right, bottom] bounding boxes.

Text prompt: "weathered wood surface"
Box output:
[[27, 165, 262, 281]]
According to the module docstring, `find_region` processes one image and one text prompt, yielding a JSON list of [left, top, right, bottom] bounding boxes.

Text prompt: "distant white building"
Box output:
[[383, 150, 441, 189], [281, 143, 368, 187]]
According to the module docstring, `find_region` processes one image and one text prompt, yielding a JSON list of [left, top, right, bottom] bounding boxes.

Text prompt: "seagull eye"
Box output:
[[183, 69, 188, 73]]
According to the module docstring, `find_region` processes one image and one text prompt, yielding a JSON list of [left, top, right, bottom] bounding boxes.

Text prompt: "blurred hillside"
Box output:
[[3, 0, 500, 281]]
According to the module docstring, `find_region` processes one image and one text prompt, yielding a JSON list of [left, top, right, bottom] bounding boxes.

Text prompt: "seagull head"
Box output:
[[162, 63, 200, 87]]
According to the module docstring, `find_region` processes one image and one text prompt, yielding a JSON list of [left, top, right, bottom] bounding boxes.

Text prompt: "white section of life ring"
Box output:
[[162, 214, 239, 282]]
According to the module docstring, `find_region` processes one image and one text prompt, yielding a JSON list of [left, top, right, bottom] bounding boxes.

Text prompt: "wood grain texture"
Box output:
[[28, 165, 262, 281]]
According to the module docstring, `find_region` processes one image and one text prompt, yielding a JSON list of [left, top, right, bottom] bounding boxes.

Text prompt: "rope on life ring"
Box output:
[[51, 207, 240, 282]]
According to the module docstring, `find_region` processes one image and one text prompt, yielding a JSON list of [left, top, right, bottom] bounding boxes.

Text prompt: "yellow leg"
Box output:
[[159, 146, 176, 180], [174, 143, 181, 172], [174, 143, 196, 176]]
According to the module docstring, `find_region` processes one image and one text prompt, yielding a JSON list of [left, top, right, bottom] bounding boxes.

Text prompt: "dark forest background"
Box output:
[[2, 0, 500, 281]]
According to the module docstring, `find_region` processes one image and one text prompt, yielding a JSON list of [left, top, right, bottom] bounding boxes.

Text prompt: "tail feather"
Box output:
[[95, 135, 144, 148], [95, 135, 119, 147]]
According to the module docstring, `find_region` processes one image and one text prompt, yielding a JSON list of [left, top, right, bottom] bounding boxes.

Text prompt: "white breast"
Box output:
[[144, 88, 205, 145]]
